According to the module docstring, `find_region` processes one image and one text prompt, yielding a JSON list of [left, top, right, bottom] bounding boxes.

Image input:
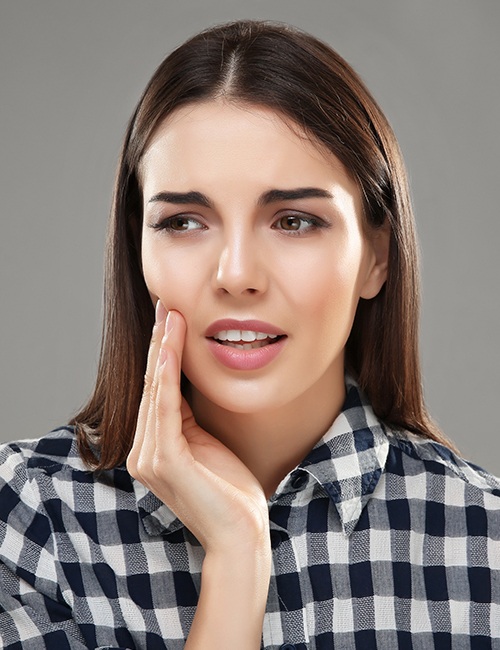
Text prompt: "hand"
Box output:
[[126, 304, 270, 554]]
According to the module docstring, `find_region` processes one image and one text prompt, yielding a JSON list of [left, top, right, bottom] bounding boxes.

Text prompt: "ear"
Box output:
[[359, 220, 390, 300]]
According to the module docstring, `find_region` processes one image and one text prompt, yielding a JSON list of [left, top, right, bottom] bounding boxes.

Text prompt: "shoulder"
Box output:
[[0, 427, 88, 492], [1, 426, 77, 491], [0, 426, 133, 525], [1, 426, 82, 466], [0, 428, 83, 577], [384, 427, 500, 508]]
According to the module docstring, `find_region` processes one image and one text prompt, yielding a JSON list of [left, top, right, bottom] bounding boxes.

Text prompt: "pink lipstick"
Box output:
[[205, 319, 287, 371]]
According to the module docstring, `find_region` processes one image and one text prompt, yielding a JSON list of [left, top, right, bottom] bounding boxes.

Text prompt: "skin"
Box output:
[[127, 100, 389, 647]]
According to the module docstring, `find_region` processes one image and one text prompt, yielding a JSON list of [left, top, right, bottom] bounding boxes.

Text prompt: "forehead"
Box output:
[[140, 100, 357, 200]]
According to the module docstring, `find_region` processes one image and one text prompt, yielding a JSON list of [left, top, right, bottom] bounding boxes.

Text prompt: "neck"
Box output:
[[189, 371, 346, 498]]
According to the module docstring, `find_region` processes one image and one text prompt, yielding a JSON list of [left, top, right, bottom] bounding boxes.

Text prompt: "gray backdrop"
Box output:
[[1, 1, 499, 474]]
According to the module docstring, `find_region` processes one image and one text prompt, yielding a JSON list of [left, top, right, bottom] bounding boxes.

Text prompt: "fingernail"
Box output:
[[155, 300, 167, 324], [165, 310, 175, 337]]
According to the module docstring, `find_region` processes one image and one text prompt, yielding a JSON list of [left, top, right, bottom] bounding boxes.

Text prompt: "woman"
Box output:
[[1, 19, 499, 649]]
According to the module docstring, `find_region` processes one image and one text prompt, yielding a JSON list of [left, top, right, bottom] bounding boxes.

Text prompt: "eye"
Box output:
[[272, 213, 328, 235], [151, 215, 206, 233], [278, 215, 304, 231]]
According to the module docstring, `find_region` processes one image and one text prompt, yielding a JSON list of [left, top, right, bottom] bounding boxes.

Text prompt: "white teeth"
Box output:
[[256, 332, 279, 340], [214, 329, 279, 342]]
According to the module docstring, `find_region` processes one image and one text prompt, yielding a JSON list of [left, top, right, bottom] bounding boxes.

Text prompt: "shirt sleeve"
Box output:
[[0, 442, 132, 650]]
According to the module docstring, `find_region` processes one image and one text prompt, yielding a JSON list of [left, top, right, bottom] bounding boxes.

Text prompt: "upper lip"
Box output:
[[205, 319, 286, 338]]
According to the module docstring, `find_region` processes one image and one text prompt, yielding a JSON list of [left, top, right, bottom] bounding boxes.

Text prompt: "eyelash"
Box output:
[[150, 213, 330, 236], [271, 214, 330, 235], [151, 215, 206, 234]]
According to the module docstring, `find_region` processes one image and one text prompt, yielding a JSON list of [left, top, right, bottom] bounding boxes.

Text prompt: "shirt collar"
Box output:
[[132, 375, 389, 538], [293, 375, 389, 536]]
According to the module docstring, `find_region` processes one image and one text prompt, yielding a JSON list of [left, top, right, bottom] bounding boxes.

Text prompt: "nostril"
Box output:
[[216, 286, 259, 296]]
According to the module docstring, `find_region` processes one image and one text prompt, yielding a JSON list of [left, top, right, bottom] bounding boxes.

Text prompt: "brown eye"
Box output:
[[151, 215, 205, 233], [271, 213, 329, 236], [279, 215, 302, 231], [170, 216, 191, 230]]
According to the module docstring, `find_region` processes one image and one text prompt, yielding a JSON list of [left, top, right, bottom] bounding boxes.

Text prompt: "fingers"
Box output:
[[154, 311, 187, 460], [150, 347, 184, 468], [159, 310, 186, 375], [148, 301, 168, 387], [127, 300, 167, 472], [127, 306, 188, 486]]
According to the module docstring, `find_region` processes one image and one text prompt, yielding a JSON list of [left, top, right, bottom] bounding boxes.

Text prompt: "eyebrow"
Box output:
[[147, 187, 334, 208]]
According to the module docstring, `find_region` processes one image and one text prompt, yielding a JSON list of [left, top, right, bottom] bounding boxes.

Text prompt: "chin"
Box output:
[[187, 377, 290, 416]]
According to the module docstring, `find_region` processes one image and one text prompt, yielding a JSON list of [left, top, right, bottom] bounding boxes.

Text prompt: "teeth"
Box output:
[[214, 329, 278, 342], [226, 342, 266, 350], [227, 329, 242, 342]]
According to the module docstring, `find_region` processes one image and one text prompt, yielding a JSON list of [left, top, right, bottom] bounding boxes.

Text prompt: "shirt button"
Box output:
[[290, 471, 307, 490], [270, 530, 285, 549], [280, 645, 296, 650]]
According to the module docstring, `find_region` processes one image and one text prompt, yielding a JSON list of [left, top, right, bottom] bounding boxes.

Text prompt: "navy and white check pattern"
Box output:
[[1, 378, 500, 649]]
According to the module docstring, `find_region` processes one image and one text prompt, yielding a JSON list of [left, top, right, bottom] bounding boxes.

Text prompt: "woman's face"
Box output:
[[140, 101, 387, 416]]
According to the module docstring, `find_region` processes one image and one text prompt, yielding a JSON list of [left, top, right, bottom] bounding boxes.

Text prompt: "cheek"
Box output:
[[279, 242, 365, 316], [141, 241, 198, 311]]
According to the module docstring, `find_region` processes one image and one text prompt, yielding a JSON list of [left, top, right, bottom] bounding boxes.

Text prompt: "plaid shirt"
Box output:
[[1, 379, 500, 649]]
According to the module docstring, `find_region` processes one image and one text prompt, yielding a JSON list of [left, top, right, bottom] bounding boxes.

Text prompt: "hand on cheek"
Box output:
[[126, 303, 271, 555]]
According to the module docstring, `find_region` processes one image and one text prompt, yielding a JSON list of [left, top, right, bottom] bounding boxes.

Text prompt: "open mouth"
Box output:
[[211, 329, 286, 350]]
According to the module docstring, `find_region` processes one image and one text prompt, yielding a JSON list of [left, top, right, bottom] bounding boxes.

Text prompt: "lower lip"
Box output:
[[206, 337, 287, 371]]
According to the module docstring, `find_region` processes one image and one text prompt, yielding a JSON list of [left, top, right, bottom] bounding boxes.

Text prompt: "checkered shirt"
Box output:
[[1, 378, 500, 649]]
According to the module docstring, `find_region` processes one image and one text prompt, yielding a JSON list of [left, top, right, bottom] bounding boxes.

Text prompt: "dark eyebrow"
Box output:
[[257, 187, 334, 206], [148, 187, 334, 208], [148, 191, 213, 207]]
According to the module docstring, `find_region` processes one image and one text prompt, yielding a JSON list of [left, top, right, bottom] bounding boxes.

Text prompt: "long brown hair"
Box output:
[[72, 19, 455, 469]]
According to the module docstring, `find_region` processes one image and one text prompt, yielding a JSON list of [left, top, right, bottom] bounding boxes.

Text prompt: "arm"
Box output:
[[185, 546, 270, 648], [0, 562, 92, 650], [0, 444, 94, 649], [127, 306, 272, 649]]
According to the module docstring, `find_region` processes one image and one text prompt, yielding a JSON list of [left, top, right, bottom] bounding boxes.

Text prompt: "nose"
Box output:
[[213, 229, 268, 296]]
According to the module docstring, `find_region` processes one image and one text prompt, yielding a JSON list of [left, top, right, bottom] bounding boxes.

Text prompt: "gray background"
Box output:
[[1, 1, 499, 474]]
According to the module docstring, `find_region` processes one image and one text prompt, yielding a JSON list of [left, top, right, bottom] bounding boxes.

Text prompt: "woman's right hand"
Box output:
[[126, 302, 271, 556], [127, 304, 271, 647]]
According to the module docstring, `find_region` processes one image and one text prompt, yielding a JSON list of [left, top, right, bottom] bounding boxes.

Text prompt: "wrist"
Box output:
[[199, 497, 271, 557], [185, 538, 271, 649], [203, 536, 272, 583]]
